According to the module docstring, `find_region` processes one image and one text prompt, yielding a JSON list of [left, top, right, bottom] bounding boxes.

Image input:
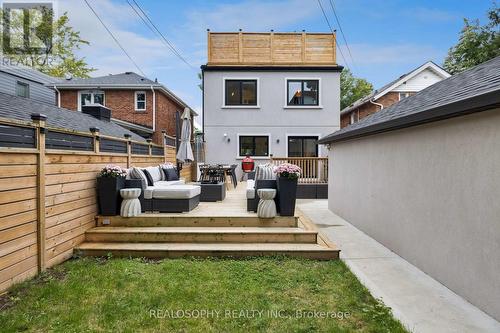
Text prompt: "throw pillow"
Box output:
[[164, 167, 179, 181], [256, 164, 274, 180], [130, 167, 147, 183], [142, 169, 155, 186]]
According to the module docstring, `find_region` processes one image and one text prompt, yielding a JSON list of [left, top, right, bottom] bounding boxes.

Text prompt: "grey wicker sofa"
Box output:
[[126, 166, 200, 213]]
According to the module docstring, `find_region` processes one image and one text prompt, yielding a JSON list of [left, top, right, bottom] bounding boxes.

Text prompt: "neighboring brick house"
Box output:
[[340, 61, 450, 128], [49, 72, 196, 144]]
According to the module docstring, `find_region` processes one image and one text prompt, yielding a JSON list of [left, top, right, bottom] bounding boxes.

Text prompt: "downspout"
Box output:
[[53, 85, 61, 107], [150, 86, 156, 131], [369, 98, 384, 111]]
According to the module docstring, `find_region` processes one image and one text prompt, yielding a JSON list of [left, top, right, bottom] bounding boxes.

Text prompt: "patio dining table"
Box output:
[[199, 165, 234, 190]]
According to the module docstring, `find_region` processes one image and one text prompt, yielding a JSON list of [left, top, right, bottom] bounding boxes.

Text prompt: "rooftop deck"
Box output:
[[207, 31, 337, 66]]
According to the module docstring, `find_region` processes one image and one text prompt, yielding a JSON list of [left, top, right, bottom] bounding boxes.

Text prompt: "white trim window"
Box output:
[[135, 91, 146, 111], [78, 90, 105, 111], [286, 79, 320, 107], [237, 134, 270, 158], [398, 92, 411, 100], [350, 112, 357, 124], [16, 81, 29, 98], [223, 78, 259, 108]]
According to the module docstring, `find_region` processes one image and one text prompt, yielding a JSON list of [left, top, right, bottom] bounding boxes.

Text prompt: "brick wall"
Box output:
[[60, 90, 78, 110], [58, 89, 186, 145], [340, 92, 401, 128], [153, 93, 181, 144]]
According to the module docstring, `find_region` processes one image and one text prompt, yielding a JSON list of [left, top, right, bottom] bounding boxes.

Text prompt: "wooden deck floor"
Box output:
[[80, 182, 340, 260]]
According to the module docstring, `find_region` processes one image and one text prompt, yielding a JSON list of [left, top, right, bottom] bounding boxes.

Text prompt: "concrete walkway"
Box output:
[[297, 199, 500, 333]]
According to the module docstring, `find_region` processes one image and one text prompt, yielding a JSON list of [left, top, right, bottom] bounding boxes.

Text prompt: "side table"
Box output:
[[120, 188, 141, 217], [257, 189, 277, 218]]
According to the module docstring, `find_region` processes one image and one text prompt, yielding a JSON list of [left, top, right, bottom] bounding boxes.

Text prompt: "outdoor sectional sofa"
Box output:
[[126, 165, 201, 213], [246, 164, 279, 212]]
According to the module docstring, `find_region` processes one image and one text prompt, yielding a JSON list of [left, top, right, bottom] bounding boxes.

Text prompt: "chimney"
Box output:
[[82, 105, 111, 122]]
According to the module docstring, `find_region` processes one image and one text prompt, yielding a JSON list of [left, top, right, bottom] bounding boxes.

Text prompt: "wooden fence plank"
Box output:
[[0, 153, 37, 165], [0, 210, 37, 232], [0, 165, 37, 178], [0, 187, 37, 205]]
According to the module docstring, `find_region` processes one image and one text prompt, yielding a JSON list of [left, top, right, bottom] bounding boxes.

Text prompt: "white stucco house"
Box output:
[[201, 31, 342, 181]]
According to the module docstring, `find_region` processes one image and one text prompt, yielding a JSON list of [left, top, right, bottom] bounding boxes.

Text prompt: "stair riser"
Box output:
[[96, 216, 298, 228], [85, 233, 317, 244], [76, 249, 339, 260]]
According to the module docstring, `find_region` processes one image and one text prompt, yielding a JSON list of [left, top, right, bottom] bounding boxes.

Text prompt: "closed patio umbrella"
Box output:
[[176, 107, 194, 163]]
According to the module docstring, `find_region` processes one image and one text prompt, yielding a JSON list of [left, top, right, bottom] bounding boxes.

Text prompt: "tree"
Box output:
[[340, 68, 373, 110], [1, 8, 94, 78], [444, 3, 499, 74]]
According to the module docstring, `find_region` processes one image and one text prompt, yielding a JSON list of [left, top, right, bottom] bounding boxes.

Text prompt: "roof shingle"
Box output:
[[320, 56, 500, 144], [0, 92, 146, 142]]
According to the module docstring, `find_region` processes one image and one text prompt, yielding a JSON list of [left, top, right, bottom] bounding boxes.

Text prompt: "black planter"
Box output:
[[97, 177, 125, 216], [277, 176, 298, 216]]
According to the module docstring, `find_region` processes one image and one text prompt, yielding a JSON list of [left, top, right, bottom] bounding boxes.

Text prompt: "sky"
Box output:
[[56, 0, 494, 125]]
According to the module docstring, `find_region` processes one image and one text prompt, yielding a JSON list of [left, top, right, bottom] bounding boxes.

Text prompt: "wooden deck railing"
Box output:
[[270, 157, 328, 184]]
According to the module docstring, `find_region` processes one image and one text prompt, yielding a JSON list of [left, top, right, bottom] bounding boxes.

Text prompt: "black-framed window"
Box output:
[[239, 135, 269, 157], [288, 136, 318, 157], [16, 81, 29, 98], [287, 80, 319, 106], [225, 80, 257, 106]]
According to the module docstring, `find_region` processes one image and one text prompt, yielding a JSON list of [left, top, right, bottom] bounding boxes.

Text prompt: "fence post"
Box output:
[[125, 134, 132, 168], [31, 113, 46, 273], [90, 127, 99, 154], [147, 138, 152, 156], [162, 130, 167, 163]]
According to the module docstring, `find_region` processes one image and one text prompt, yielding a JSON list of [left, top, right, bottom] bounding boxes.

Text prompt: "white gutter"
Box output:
[[53, 85, 61, 107], [369, 98, 384, 111], [150, 85, 156, 131]]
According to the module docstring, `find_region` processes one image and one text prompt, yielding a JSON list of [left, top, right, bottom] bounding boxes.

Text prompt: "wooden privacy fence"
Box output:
[[0, 116, 188, 293], [270, 157, 328, 184]]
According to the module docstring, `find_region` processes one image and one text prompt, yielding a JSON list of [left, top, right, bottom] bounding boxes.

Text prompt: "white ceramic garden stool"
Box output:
[[120, 188, 141, 217], [257, 189, 277, 218]]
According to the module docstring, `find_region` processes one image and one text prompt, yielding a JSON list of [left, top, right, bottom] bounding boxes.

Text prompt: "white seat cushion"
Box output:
[[144, 186, 155, 200], [152, 185, 201, 199], [154, 180, 185, 187], [246, 179, 255, 199]]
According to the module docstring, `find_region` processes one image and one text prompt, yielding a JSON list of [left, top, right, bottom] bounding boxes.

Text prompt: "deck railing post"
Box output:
[[31, 113, 47, 273]]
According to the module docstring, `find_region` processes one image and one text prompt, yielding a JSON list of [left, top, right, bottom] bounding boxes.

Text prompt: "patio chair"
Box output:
[[226, 164, 238, 188]]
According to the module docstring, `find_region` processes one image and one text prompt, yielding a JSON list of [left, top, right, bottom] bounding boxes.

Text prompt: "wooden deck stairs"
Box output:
[[76, 213, 339, 260]]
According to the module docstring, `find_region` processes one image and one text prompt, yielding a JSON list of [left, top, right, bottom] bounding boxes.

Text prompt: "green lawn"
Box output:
[[0, 257, 407, 332]]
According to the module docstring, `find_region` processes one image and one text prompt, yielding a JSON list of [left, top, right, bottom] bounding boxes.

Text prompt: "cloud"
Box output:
[[185, 0, 319, 32], [59, 0, 172, 77], [339, 43, 444, 67], [405, 7, 458, 22]]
